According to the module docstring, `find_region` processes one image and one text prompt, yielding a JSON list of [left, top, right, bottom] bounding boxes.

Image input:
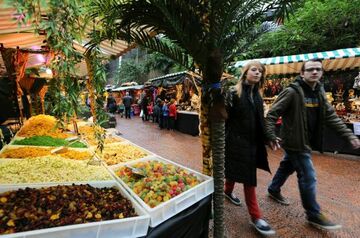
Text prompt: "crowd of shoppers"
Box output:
[[142, 97, 177, 130]]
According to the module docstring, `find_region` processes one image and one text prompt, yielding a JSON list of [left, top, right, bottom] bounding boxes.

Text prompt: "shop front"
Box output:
[[147, 71, 201, 136], [112, 84, 144, 116]]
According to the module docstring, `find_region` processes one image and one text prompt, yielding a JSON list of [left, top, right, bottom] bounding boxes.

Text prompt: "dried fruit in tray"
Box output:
[[115, 160, 201, 208], [0, 157, 112, 184], [99, 144, 148, 165], [13, 136, 87, 148], [0, 147, 92, 160], [17, 114, 71, 139], [78, 125, 123, 146], [0, 184, 137, 235]]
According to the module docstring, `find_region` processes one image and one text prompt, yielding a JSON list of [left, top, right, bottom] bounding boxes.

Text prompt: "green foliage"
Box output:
[[116, 49, 186, 85], [85, 48, 109, 126], [245, 0, 360, 58], [12, 0, 86, 125], [116, 59, 147, 85], [86, 0, 297, 83], [145, 49, 186, 73]]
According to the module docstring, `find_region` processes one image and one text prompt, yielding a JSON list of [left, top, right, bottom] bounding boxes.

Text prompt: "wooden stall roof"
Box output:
[[0, 1, 135, 75]]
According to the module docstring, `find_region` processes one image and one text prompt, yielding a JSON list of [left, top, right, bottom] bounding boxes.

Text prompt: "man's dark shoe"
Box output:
[[268, 189, 290, 205], [225, 192, 241, 206], [251, 218, 276, 236], [307, 213, 342, 230]]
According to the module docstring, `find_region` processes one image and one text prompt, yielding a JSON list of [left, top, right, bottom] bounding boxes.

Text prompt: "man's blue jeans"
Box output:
[[268, 150, 321, 218]]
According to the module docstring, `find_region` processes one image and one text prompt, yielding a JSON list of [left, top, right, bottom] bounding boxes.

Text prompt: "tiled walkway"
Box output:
[[115, 115, 360, 238]]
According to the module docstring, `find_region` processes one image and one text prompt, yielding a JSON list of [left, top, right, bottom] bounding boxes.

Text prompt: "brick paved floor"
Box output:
[[115, 115, 360, 238]]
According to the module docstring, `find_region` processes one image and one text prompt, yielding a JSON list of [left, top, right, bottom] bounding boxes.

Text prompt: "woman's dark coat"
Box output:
[[225, 84, 271, 186]]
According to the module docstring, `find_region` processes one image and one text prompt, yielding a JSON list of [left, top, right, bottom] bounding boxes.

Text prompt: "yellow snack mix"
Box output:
[[79, 125, 123, 145], [17, 115, 70, 139], [0, 147, 51, 158], [99, 143, 148, 165], [0, 147, 92, 161], [0, 157, 112, 184]]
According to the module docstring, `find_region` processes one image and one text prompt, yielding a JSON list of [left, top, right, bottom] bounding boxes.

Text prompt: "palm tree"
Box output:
[[86, 1, 296, 237]]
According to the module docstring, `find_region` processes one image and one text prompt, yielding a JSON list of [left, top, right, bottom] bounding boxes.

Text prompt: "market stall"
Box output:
[[147, 71, 201, 135], [0, 115, 214, 237], [0, 4, 214, 236], [234, 47, 360, 156], [112, 84, 144, 116]]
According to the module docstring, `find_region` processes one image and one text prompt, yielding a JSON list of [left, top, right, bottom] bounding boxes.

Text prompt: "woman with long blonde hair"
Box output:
[[224, 60, 274, 236]]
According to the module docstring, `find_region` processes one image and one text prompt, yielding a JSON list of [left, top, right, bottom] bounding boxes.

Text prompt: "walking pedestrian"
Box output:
[[122, 92, 133, 119], [106, 92, 117, 113], [141, 96, 149, 121], [265, 59, 360, 230], [225, 60, 275, 236]]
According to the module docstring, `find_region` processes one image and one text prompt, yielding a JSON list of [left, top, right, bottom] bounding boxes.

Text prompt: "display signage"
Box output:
[[353, 122, 360, 135]]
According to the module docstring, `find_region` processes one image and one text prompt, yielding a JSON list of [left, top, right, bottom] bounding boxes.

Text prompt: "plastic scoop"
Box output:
[[65, 136, 79, 142], [51, 139, 80, 154], [125, 165, 146, 178], [87, 156, 102, 166]]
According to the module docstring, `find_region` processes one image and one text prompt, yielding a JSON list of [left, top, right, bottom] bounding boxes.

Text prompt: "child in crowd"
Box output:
[[147, 102, 153, 122], [118, 103, 125, 118], [153, 99, 161, 123], [161, 100, 169, 129], [168, 98, 177, 130]]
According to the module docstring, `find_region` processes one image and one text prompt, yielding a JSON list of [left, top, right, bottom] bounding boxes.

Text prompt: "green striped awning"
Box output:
[[233, 48, 360, 75]]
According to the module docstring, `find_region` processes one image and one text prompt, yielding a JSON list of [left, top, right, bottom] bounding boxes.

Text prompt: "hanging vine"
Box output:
[[12, 0, 108, 149], [85, 48, 108, 153], [11, 0, 86, 129]]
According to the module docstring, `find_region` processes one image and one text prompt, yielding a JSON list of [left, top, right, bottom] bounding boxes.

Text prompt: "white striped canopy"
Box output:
[[234, 48, 360, 75]]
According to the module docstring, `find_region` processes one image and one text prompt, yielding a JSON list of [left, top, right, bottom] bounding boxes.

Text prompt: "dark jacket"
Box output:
[[265, 77, 358, 152], [122, 95, 133, 107], [225, 84, 271, 186]]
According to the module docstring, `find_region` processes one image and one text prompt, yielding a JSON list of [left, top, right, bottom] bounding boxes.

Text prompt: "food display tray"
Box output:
[[110, 156, 214, 227], [0, 181, 150, 238], [96, 141, 156, 169]]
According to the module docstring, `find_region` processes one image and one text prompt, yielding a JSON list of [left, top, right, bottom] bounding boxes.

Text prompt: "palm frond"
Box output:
[[219, 0, 297, 61], [130, 31, 194, 70], [86, 0, 211, 64]]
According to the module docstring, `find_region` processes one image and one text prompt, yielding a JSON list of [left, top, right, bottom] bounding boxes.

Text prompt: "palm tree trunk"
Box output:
[[200, 95, 212, 176], [203, 50, 227, 238], [211, 119, 225, 238]]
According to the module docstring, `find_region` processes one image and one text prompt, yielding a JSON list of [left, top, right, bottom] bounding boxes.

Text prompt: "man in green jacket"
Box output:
[[265, 59, 360, 231]]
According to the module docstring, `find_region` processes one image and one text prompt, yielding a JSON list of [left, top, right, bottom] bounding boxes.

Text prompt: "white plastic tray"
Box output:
[[0, 181, 150, 238], [110, 156, 214, 227], [97, 141, 156, 169]]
